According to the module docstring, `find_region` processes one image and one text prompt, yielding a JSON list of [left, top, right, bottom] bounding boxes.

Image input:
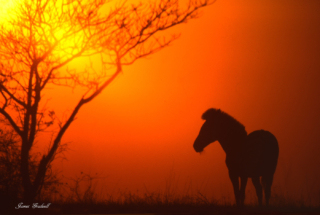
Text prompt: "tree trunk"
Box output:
[[20, 137, 45, 203], [21, 137, 32, 203]]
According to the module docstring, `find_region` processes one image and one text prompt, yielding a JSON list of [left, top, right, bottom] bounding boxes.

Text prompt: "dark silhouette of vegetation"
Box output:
[[5, 175, 320, 214], [0, 0, 214, 203], [0, 155, 317, 213], [0, 129, 22, 203], [0, 128, 62, 209], [194, 108, 279, 206]]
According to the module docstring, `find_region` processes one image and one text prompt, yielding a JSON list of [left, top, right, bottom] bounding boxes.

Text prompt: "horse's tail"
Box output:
[[261, 130, 279, 206], [261, 173, 275, 205]]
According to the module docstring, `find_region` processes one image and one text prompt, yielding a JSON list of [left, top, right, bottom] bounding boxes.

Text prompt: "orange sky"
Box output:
[[38, 0, 320, 204]]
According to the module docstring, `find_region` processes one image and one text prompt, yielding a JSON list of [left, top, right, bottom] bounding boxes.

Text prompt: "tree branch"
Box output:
[[0, 108, 23, 137], [41, 55, 122, 175], [0, 84, 27, 108]]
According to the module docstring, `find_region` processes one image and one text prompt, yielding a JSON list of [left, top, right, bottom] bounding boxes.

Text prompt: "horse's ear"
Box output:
[[202, 108, 220, 120]]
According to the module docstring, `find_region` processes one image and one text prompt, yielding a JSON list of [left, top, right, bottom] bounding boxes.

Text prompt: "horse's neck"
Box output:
[[219, 137, 246, 171], [215, 118, 247, 169], [218, 132, 247, 156]]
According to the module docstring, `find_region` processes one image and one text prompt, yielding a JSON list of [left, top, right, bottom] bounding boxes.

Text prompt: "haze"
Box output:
[[43, 0, 320, 205]]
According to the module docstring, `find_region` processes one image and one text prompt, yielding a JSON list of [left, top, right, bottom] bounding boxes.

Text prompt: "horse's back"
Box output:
[[244, 130, 279, 177]]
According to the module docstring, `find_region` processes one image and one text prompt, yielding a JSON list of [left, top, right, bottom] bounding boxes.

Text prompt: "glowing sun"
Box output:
[[0, 0, 20, 21]]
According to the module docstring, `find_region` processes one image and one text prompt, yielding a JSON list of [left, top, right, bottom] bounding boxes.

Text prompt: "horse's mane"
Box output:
[[202, 108, 247, 136]]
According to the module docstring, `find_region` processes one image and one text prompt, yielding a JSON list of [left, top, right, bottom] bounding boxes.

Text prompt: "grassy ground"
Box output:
[[3, 173, 320, 214], [4, 192, 320, 214], [48, 202, 320, 214]]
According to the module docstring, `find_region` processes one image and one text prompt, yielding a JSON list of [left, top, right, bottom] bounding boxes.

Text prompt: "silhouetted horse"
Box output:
[[193, 108, 279, 206]]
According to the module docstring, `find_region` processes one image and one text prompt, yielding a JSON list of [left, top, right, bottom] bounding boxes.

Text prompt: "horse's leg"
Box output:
[[229, 174, 240, 205], [239, 176, 248, 205], [262, 175, 274, 206], [252, 177, 263, 206]]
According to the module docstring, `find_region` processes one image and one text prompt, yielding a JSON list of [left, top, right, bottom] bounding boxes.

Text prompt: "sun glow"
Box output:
[[0, 0, 20, 21]]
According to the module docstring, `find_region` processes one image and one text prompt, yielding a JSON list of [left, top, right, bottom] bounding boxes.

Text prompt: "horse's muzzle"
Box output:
[[193, 142, 203, 153]]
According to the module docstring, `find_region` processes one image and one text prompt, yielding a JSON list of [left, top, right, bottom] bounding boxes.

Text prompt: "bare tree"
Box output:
[[0, 127, 61, 205], [0, 0, 214, 202]]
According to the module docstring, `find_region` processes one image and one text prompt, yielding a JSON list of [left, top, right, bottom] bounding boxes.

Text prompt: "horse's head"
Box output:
[[193, 108, 221, 153]]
